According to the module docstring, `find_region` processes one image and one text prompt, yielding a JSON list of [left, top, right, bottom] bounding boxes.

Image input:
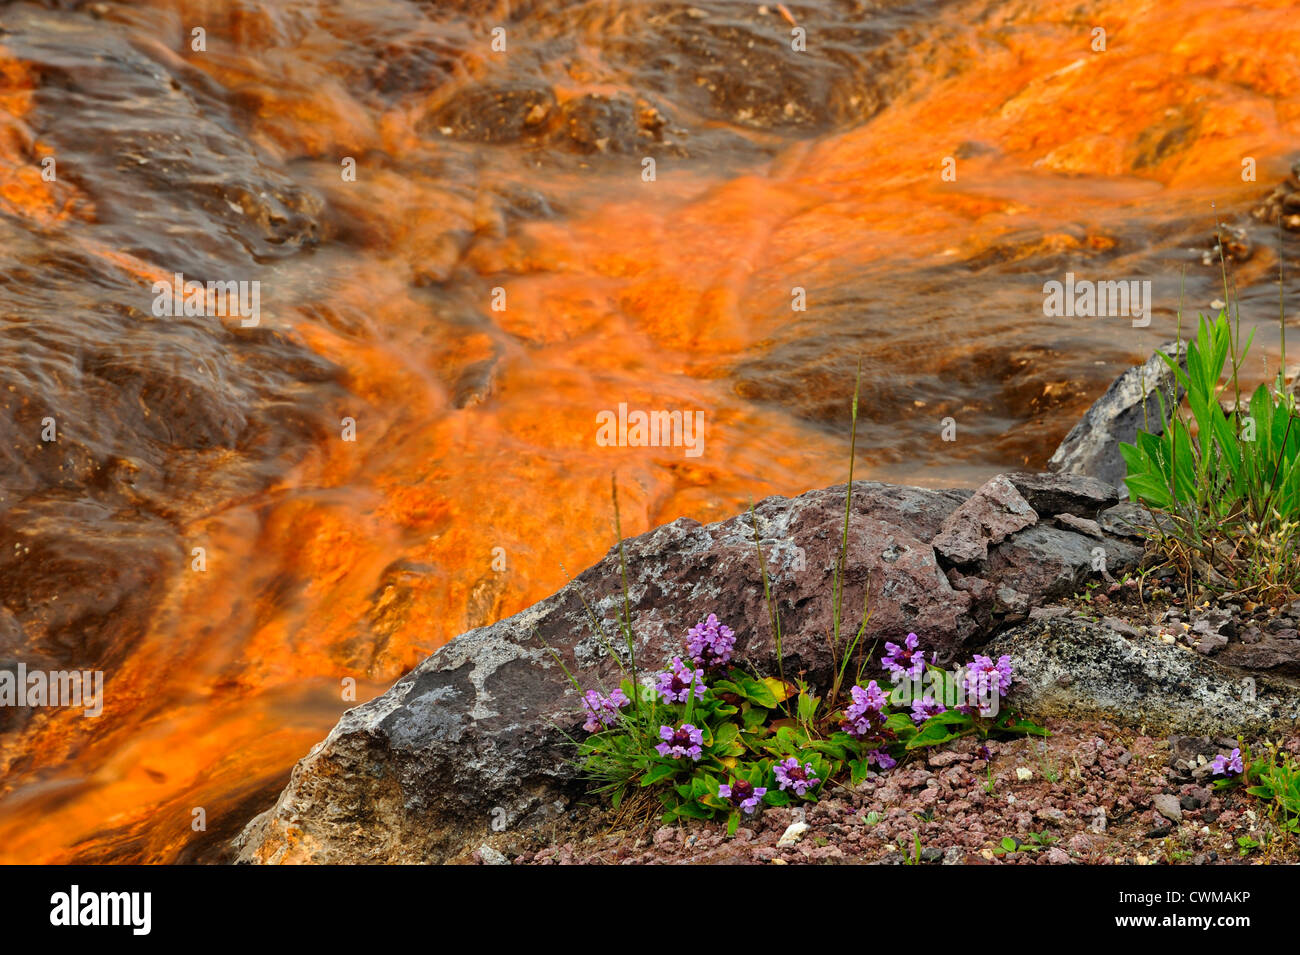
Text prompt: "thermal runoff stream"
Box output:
[[0, 0, 1298, 862]]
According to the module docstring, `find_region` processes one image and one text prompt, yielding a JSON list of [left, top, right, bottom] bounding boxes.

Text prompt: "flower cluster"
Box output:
[[573, 621, 1035, 826], [685, 613, 736, 669], [841, 681, 888, 739], [909, 695, 946, 724], [774, 757, 821, 796], [882, 632, 926, 682], [1211, 748, 1243, 776], [581, 688, 630, 732], [656, 723, 704, 760], [961, 653, 1013, 716], [655, 656, 707, 704], [865, 747, 896, 770], [718, 778, 767, 814]]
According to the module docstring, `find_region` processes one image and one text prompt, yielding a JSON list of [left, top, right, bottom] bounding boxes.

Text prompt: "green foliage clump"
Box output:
[[1121, 307, 1300, 602]]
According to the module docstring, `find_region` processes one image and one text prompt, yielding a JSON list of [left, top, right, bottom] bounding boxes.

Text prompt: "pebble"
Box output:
[[776, 821, 809, 848], [477, 845, 509, 865], [1153, 793, 1184, 823], [1102, 616, 1143, 638]]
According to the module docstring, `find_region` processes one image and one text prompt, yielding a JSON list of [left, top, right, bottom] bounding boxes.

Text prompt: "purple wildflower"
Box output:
[[866, 748, 897, 770], [718, 778, 767, 814], [774, 757, 821, 796], [655, 656, 707, 704], [910, 695, 947, 724], [581, 688, 629, 732], [685, 613, 736, 669], [841, 680, 888, 739], [882, 632, 926, 682], [1211, 748, 1243, 776], [961, 654, 1014, 715], [656, 723, 704, 760]]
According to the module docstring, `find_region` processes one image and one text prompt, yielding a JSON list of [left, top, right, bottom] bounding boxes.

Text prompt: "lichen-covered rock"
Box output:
[[985, 618, 1300, 734]]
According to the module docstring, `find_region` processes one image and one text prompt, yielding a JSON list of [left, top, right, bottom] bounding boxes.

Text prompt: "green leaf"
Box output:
[[796, 691, 819, 724], [739, 676, 780, 708], [712, 722, 740, 748], [761, 676, 795, 704], [641, 762, 679, 786], [674, 801, 712, 820], [906, 720, 966, 750], [849, 758, 870, 786]]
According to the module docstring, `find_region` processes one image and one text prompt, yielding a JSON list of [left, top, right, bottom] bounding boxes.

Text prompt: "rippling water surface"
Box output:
[[1, 0, 1298, 862]]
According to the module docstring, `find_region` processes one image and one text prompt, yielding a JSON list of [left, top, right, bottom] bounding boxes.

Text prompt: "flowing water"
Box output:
[[0, 0, 1298, 862]]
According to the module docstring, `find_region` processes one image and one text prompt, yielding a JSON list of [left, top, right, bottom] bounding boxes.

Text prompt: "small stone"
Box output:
[[1046, 847, 1071, 865], [1196, 632, 1228, 655], [477, 845, 509, 865], [1153, 793, 1183, 823], [776, 821, 809, 848], [1015, 767, 1034, 781], [927, 750, 965, 768], [1102, 616, 1142, 638], [996, 586, 1030, 613], [1030, 605, 1071, 620], [1068, 832, 1100, 853], [1055, 513, 1104, 538]]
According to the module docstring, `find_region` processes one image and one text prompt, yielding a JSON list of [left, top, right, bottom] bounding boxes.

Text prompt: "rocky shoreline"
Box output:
[[231, 348, 1300, 865], [511, 724, 1300, 866]]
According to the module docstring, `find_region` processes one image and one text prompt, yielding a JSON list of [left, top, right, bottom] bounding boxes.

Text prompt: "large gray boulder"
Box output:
[[231, 473, 1145, 864]]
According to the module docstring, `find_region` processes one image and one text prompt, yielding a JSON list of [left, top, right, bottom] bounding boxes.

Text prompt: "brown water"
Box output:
[[0, 0, 1298, 863]]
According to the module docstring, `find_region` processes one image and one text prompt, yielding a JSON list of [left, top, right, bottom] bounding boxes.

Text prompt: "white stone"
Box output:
[[776, 821, 809, 847]]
